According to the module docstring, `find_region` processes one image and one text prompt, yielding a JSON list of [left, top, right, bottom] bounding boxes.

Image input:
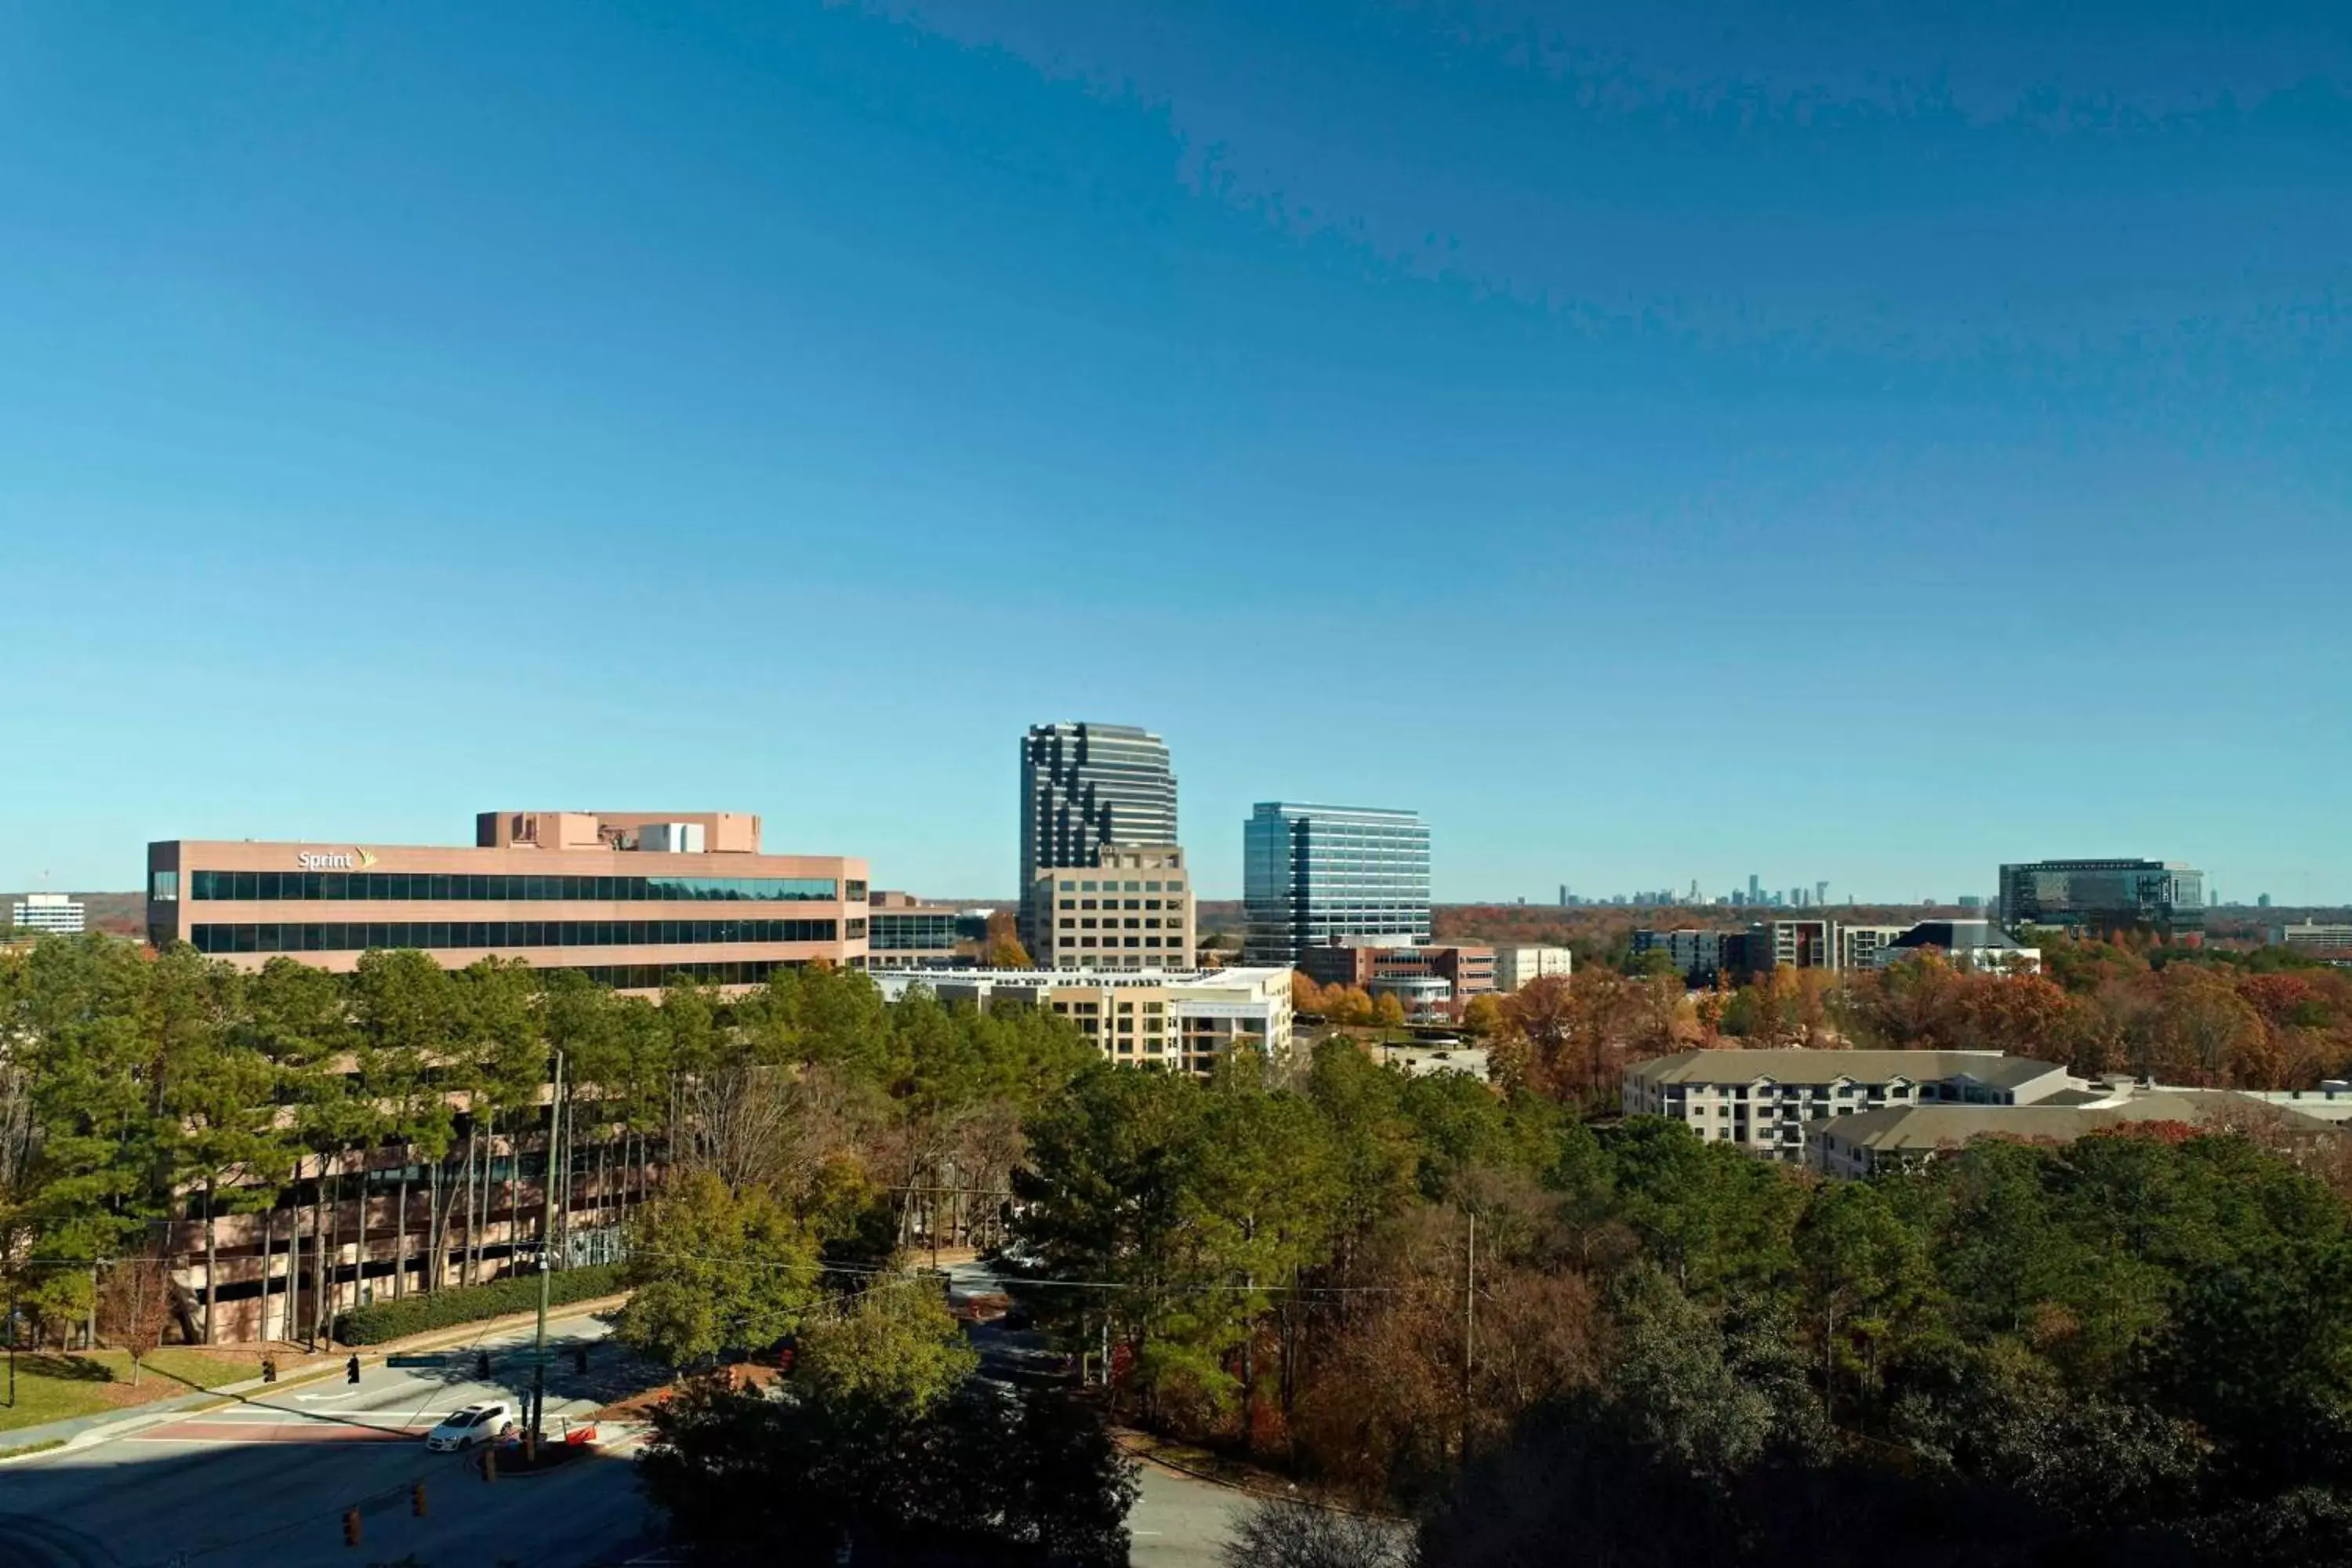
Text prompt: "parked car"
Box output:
[[426, 1401, 515, 1452]]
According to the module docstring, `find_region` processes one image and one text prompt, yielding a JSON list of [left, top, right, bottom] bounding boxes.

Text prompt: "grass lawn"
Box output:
[[0, 1346, 273, 1434]]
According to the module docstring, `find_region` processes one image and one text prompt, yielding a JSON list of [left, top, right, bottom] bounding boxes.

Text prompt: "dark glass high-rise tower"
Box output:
[[1019, 723, 1178, 949]]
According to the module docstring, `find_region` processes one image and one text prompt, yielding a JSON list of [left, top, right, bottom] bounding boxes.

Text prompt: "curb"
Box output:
[[0, 1295, 632, 1466]]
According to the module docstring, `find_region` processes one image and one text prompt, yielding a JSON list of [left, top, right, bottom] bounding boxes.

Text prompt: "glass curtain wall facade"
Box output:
[[1243, 803, 1432, 965], [1019, 722, 1178, 948], [1998, 859, 2206, 938]]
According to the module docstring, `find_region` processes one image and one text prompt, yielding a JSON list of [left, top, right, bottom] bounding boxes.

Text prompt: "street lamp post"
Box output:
[[528, 1050, 564, 1454]]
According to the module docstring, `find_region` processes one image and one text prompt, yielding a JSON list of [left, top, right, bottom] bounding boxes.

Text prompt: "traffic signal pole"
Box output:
[[530, 1050, 564, 1453]]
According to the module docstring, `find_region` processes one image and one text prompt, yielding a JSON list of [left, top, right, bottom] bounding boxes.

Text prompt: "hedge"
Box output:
[[334, 1264, 625, 1345]]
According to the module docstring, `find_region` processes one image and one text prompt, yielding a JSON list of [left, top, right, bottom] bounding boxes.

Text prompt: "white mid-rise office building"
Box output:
[[1494, 945, 1573, 991], [9, 893, 85, 935]]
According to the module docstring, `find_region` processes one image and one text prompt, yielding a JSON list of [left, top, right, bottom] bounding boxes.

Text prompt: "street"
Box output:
[[0, 1304, 1247, 1568], [0, 1312, 661, 1568]]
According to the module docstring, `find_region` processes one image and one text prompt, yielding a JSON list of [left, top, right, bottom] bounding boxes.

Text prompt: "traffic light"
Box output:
[[342, 1509, 361, 1548], [411, 1481, 427, 1518], [346, 1356, 361, 1385]]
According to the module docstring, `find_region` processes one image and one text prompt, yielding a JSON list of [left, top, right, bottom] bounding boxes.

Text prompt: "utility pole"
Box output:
[[1463, 1214, 1476, 1399], [530, 1050, 564, 1452]]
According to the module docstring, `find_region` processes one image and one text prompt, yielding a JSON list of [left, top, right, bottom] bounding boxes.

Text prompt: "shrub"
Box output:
[[335, 1264, 623, 1345]]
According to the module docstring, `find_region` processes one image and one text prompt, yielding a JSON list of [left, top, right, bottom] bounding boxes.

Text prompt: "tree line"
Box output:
[[0, 933, 1090, 1350], [1009, 1036, 2352, 1566]]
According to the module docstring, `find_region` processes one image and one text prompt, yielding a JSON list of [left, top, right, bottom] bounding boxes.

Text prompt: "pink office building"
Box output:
[[146, 808, 869, 990]]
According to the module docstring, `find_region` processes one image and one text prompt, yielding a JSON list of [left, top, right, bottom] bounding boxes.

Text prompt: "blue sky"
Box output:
[[1, 1, 2345, 903]]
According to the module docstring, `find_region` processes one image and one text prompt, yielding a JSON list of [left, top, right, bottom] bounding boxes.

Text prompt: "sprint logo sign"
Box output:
[[296, 848, 379, 872]]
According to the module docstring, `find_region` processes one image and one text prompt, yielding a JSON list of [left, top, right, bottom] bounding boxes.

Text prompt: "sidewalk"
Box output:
[[0, 1292, 630, 1464]]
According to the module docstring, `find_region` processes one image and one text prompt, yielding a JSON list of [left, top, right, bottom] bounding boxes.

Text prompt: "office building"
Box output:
[[872, 966, 1291, 1075], [1030, 845, 1195, 971], [1632, 928, 1749, 988], [147, 810, 868, 992], [1301, 938, 1494, 1018], [1243, 803, 1431, 965], [1998, 858, 2205, 938], [1624, 1049, 2078, 1163], [2277, 923, 2352, 960], [1871, 920, 2041, 973], [866, 891, 966, 968], [1494, 944, 1573, 992], [1018, 723, 1178, 953], [8, 892, 85, 935]]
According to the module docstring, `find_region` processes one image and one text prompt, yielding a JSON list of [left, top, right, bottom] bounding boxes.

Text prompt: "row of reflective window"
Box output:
[[1057, 898, 1182, 912], [1054, 935, 1178, 948], [188, 919, 850, 955], [186, 870, 855, 903], [1053, 879, 1186, 893]]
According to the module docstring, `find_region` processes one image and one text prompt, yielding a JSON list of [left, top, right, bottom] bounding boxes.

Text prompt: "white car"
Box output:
[[426, 1401, 514, 1452]]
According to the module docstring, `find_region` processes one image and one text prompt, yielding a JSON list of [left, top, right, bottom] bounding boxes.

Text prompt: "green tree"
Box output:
[[618, 1168, 821, 1367], [796, 1281, 978, 1416]]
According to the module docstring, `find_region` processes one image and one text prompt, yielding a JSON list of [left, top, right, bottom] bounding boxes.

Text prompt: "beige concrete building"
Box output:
[[1029, 845, 1195, 971], [1622, 1048, 2078, 1163], [1494, 944, 1573, 991], [1808, 1090, 2339, 1178], [872, 964, 1290, 1075], [147, 809, 868, 992]]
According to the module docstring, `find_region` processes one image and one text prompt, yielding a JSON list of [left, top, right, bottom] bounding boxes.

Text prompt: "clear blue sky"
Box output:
[[2, 2, 2346, 904]]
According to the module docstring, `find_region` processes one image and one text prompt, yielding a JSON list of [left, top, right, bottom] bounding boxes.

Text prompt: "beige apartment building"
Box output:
[[873, 964, 1290, 1075], [1622, 1048, 2078, 1163], [147, 808, 869, 992], [1029, 844, 1195, 971]]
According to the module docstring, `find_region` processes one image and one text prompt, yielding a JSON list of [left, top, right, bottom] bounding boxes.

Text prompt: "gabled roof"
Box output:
[[1807, 1091, 2331, 1152], [1636, 1049, 2067, 1091]]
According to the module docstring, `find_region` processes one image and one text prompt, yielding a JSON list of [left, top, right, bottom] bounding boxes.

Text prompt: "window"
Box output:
[[190, 919, 842, 954], [1081, 881, 1099, 892], [151, 869, 180, 901], [1124, 881, 1142, 892], [1059, 899, 1075, 910], [846, 880, 868, 901], [190, 870, 840, 902]]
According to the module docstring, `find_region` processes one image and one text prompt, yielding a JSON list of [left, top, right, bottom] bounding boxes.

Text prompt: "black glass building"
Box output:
[[1998, 858, 2205, 938]]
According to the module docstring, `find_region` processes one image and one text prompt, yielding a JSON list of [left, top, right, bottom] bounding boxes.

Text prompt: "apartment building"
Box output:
[[1810, 1089, 2335, 1178], [1029, 845, 1195, 971], [1622, 1049, 2078, 1163], [872, 965, 1291, 1074], [1836, 924, 1911, 973], [1870, 920, 2042, 973]]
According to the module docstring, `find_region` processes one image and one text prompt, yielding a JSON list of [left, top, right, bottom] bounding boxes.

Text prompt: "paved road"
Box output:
[[0, 1296, 1247, 1568], [0, 1312, 662, 1568]]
